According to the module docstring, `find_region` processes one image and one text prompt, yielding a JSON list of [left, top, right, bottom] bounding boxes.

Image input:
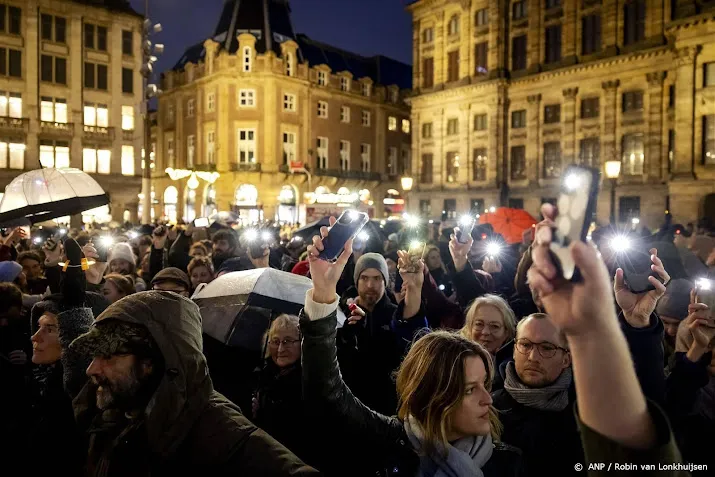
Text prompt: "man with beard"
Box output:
[[211, 229, 241, 271], [65, 291, 318, 475], [656, 278, 692, 369]]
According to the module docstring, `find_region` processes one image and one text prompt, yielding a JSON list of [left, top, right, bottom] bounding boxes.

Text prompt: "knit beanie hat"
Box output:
[[150, 267, 191, 291], [656, 278, 693, 320], [0, 260, 22, 283], [109, 243, 136, 267], [354, 253, 389, 284]]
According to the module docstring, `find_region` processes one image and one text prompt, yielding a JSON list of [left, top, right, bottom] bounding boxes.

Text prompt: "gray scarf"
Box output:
[[404, 415, 493, 477], [503, 361, 572, 411]]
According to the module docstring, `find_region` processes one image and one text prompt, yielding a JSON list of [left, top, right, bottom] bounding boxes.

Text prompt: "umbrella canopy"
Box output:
[[479, 207, 537, 244], [192, 268, 346, 350], [0, 168, 108, 227], [292, 217, 331, 240]]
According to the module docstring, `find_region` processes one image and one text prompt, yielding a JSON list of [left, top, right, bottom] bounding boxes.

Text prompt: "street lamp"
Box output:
[[605, 160, 622, 225], [400, 176, 413, 215]]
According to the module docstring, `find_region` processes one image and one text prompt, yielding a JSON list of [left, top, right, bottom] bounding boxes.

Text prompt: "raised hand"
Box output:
[[482, 256, 503, 275], [614, 248, 670, 328], [2, 227, 25, 246], [345, 299, 366, 325], [43, 239, 64, 267], [307, 216, 353, 304], [397, 250, 425, 292], [153, 226, 168, 250], [449, 227, 473, 273]]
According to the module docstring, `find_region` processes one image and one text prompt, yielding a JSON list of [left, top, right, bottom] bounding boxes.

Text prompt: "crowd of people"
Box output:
[[0, 208, 713, 476]]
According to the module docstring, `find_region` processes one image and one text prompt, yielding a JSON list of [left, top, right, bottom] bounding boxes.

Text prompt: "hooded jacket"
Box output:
[[66, 291, 317, 476]]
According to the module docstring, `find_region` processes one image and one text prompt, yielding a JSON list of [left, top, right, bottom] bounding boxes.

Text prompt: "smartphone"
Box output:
[[247, 230, 273, 259], [194, 217, 209, 228], [695, 279, 715, 320], [153, 226, 166, 237], [404, 240, 426, 273], [550, 165, 599, 281], [456, 217, 476, 244], [617, 240, 684, 294], [319, 210, 369, 262]]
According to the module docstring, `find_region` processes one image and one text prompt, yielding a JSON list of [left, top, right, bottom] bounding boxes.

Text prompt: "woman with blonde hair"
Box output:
[[461, 294, 517, 366]]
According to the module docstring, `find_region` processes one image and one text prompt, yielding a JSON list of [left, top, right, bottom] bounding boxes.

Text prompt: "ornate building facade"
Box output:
[[0, 0, 145, 224], [407, 0, 715, 227], [151, 0, 412, 225]]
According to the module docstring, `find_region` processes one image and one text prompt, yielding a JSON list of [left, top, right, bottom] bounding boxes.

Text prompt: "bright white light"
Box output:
[[459, 215, 474, 227], [33, 237, 42, 244], [438, 284, 446, 291], [486, 242, 502, 256], [406, 215, 420, 228], [609, 235, 631, 252], [348, 210, 360, 220], [489, 206, 496, 213], [128, 231, 139, 239], [631, 218, 640, 225], [380, 220, 386, 226], [698, 278, 712, 291], [243, 229, 258, 242], [410, 240, 424, 252], [475, 214, 481, 219], [428, 220, 434, 224], [357, 231, 369, 242], [292, 236, 303, 242], [100, 236, 114, 247], [564, 174, 581, 191], [59, 228, 67, 236], [261, 231, 272, 242]]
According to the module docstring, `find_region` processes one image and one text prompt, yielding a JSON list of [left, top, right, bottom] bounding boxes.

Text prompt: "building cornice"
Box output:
[[665, 12, 715, 33]]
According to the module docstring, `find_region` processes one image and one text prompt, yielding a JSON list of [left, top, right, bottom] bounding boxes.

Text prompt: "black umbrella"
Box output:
[[0, 168, 108, 227]]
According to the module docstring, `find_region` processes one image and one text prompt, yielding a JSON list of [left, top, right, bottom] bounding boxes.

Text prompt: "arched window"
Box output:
[[448, 15, 460, 36], [204, 184, 217, 218], [243, 46, 252, 72], [163, 186, 178, 223], [235, 184, 258, 205], [184, 187, 196, 223]]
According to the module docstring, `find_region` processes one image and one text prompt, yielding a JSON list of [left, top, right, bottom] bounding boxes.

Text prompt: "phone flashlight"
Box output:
[[697, 277, 712, 291], [59, 228, 67, 236], [243, 229, 259, 242], [409, 240, 423, 251], [564, 174, 581, 191], [357, 231, 369, 242], [128, 231, 139, 239], [33, 236, 42, 244], [609, 235, 632, 252], [100, 236, 114, 248], [261, 231, 272, 242], [486, 242, 502, 257], [405, 215, 420, 228], [459, 215, 474, 227]]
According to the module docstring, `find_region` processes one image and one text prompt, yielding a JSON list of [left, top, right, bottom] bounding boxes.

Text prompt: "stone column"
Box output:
[[488, 0, 503, 76], [527, 0, 541, 72], [412, 20, 420, 89], [562, 0, 577, 64], [562, 88, 578, 166], [435, 11, 446, 85], [672, 46, 699, 179], [647, 0, 664, 39], [461, 0, 472, 80], [526, 94, 541, 183], [601, 80, 620, 165], [646, 71, 666, 181], [601, 0, 618, 54], [460, 103, 470, 185]]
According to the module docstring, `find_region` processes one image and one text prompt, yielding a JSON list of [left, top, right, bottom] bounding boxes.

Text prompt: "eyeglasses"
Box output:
[[268, 338, 300, 348], [515, 339, 568, 358]]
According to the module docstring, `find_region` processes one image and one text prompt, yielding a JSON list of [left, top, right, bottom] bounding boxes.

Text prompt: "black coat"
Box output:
[[300, 309, 523, 477]]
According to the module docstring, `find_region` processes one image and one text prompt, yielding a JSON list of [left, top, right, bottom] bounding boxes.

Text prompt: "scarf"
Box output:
[[503, 361, 572, 412], [404, 415, 493, 477]]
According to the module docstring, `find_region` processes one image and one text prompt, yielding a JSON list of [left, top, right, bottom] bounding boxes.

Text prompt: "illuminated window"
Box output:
[[121, 145, 134, 176], [84, 103, 108, 127], [121, 105, 134, 130], [317, 101, 328, 118], [40, 97, 67, 123], [339, 140, 350, 171], [316, 137, 328, 169], [186, 98, 195, 117], [360, 143, 371, 172], [237, 129, 256, 164], [40, 140, 69, 168], [186, 135, 195, 168], [207, 92, 216, 112], [340, 106, 350, 123], [388, 116, 397, 131], [282, 132, 296, 165], [283, 93, 296, 112], [206, 131, 216, 164], [239, 89, 255, 107], [402, 119, 410, 134], [0, 92, 22, 118], [83, 148, 111, 174]]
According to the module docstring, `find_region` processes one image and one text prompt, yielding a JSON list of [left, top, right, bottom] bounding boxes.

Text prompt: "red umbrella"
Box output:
[[479, 207, 537, 244]]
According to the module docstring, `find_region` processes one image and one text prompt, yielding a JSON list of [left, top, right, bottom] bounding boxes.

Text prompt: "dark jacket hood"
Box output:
[[73, 291, 212, 458]]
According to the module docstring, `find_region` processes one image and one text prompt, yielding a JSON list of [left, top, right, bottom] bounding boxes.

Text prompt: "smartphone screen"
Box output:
[[319, 210, 369, 262], [194, 217, 209, 228], [549, 165, 599, 281], [696, 279, 715, 320]]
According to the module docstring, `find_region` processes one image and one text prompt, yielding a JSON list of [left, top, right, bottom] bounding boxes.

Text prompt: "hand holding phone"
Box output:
[[456, 214, 476, 244], [307, 216, 355, 303], [318, 210, 369, 263], [695, 278, 715, 322]]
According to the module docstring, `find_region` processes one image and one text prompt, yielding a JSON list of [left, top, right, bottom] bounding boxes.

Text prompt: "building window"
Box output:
[[282, 132, 296, 165], [475, 8, 489, 27], [122, 30, 133, 55], [283, 93, 296, 112], [0, 92, 22, 119], [121, 105, 134, 130], [339, 140, 350, 171], [513, 0, 527, 20], [388, 147, 398, 175], [447, 50, 460, 82], [41, 14, 66, 43], [448, 15, 460, 36], [544, 104, 561, 124], [508, 198, 524, 209], [668, 129, 675, 171], [0, 6, 21, 35], [340, 106, 350, 123], [207, 92, 216, 112], [445, 152, 460, 182], [84, 24, 107, 51], [546, 0, 561, 7], [360, 144, 371, 172], [511, 110, 526, 128], [388, 116, 398, 131], [285, 52, 294, 77], [316, 137, 328, 169], [39, 140, 70, 168], [41, 97, 68, 124], [340, 77, 350, 92], [703, 116, 715, 165], [121, 145, 134, 176], [512, 35, 527, 71], [0, 142, 24, 169], [579, 137, 600, 168], [421, 153, 433, 183], [84, 62, 108, 90], [581, 97, 600, 118], [471, 199, 485, 213], [619, 196, 641, 222], [622, 91, 644, 112], [41, 55, 67, 85], [0, 48, 20, 78], [237, 129, 256, 164], [239, 89, 256, 107], [422, 57, 434, 88], [422, 27, 433, 43], [543, 142, 562, 178], [420, 200, 432, 215], [472, 148, 487, 181], [82, 148, 111, 174], [401, 147, 411, 174], [121, 68, 133, 94], [622, 133, 644, 175], [317, 70, 327, 86], [362, 83, 371, 97], [186, 99, 195, 118], [623, 0, 646, 46], [166, 103, 175, 123], [317, 101, 328, 118], [545, 25, 562, 64], [361, 110, 371, 127], [402, 119, 411, 134], [511, 146, 526, 180], [474, 114, 487, 131], [443, 199, 457, 220], [242, 46, 252, 72], [474, 42, 488, 75], [186, 135, 195, 168], [83, 103, 109, 128], [166, 138, 175, 167], [422, 122, 433, 138], [447, 118, 459, 135], [704, 63, 715, 87], [206, 131, 216, 165], [669, 85, 675, 107], [581, 14, 601, 55]]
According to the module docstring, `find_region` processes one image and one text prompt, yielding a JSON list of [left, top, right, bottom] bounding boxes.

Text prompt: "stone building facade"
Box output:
[[407, 0, 715, 227], [0, 0, 145, 224], [151, 0, 412, 225]]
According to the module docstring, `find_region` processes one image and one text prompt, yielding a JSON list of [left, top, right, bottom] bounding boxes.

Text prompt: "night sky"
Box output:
[[127, 0, 414, 77]]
